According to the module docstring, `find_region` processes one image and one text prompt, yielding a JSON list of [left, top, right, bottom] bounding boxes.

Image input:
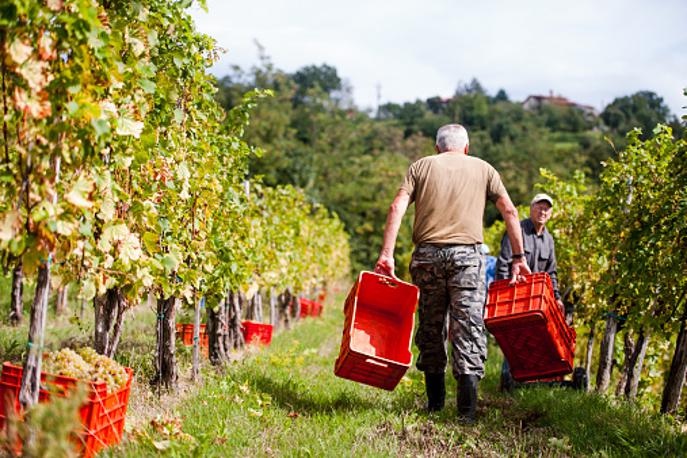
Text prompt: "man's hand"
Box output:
[[374, 254, 395, 277], [557, 298, 573, 325], [508, 258, 532, 285], [556, 298, 565, 315], [375, 190, 409, 279], [565, 311, 574, 326]]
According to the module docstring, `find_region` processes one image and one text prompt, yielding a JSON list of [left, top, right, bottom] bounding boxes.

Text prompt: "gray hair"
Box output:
[[435, 124, 469, 152]]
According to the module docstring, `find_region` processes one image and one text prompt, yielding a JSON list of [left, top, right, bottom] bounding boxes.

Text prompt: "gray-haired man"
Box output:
[[374, 124, 530, 423], [496, 193, 570, 390]]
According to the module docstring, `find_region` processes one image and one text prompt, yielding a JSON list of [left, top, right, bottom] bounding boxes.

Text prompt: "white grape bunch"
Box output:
[[43, 347, 129, 393]]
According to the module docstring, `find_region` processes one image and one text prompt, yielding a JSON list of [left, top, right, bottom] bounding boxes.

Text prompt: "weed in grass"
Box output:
[[1, 383, 86, 458]]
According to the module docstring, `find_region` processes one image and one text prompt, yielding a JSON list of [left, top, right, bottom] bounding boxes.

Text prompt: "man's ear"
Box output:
[[435, 145, 441, 154], [464, 144, 469, 155]]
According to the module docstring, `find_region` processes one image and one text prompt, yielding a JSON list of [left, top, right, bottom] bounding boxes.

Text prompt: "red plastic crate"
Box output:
[[310, 300, 323, 317], [298, 298, 312, 318], [298, 298, 324, 318], [241, 321, 273, 346], [0, 362, 133, 458], [175, 323, 209, 356], [334, 271, 419, 391], [485, 272, 576, 382]]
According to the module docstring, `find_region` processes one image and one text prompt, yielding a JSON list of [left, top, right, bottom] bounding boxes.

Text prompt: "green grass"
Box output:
[[513, 388, 687, 456], [1, 278, 684, 456], [110, 291, 687, 458]]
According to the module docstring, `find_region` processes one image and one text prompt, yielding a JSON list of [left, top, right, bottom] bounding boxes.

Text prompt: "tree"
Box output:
[[601, 91, 673, 144], [426, 96, 448, 115], [455, 77, 487, 96], [291, 64, 342, 104], [493, 89, 509, 103], [538, 104, 591, 133]]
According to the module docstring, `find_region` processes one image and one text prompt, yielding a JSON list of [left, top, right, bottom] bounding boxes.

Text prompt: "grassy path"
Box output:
[[112, 292, 686, 457]]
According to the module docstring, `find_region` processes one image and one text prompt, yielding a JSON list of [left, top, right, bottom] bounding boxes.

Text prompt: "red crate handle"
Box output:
[[365, 358, 389, 368], [505, 274, 544, 315], [377, 278, 398, 288]]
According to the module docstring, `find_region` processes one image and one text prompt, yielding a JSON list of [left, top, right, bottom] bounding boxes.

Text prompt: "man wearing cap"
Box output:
[[374, 124, 530, 424], [496, 193, 569, 390], [495, 193, 564, 310]]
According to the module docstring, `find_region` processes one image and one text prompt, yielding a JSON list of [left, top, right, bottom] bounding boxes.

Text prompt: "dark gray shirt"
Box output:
[[495, 218, 561, 299]]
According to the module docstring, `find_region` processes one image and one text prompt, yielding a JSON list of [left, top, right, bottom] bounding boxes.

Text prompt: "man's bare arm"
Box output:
[[495, 194, 531, 281], [374, 189, 410, 277]]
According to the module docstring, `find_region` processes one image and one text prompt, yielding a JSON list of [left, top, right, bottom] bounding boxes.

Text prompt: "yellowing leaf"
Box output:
[[18, 58, 53, 92], [97, 196, 116, 221], [13, 87, 51, 119], [98, 223, 129, 252], [38, 33, 56, 61], [120, 233, 143, 265], [31, 201, 55, 222], [160, 251, 180, 272], [79, 279, 96, 300], [137, 267, 154, 288], [179, 180, 191, 199], [116, 117, 144, 138], [99, 100, 118, 119], [127, 37, 146, 57], [55, 220, 76, 236], [176, 162, 190, 180], [152, 440, 171, 451], [8, 39, 32, 65], [117, 156, 134, 168], [181, 285, 194, 303], [110, 75, 124, 90], [46, 0, 63, 11], [103, 275, 116, 292], [0, 211, 20, 241], [65, 175, 96, 209], [142, 231, 159, 253]]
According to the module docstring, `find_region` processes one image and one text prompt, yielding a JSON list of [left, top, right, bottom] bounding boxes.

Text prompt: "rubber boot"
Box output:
[[457, 374, 478, 425], [500, 359, 515, 392], [424, 372, 446, 412]]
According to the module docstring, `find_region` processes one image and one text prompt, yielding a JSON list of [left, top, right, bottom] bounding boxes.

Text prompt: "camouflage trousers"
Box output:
[[410, 243, 487, 379]]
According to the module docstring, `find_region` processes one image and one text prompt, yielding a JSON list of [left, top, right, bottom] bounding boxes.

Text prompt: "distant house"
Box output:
[[522, 91, 598, 118]]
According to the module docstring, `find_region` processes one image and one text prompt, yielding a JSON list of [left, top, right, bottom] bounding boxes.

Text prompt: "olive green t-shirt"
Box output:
[[400, 153, 507, 245]]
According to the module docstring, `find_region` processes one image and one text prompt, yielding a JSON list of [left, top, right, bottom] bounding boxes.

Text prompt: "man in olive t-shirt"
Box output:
[[374, 124, 529, 423]]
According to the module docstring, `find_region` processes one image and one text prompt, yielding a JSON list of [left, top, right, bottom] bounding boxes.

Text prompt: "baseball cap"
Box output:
[[531, 193, 554, 206]]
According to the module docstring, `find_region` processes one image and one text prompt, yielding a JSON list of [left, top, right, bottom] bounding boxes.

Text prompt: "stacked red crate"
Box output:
[[485, 272, 576, 382], [175, 323, 209, 356], [0, 362, 133, 458]]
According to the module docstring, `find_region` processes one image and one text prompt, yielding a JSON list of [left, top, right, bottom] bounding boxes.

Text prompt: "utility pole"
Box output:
[[375, 82, 381, 119]]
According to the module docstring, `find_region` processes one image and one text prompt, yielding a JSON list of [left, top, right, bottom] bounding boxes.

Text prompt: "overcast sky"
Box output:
[[190, 0, 686, 118]]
